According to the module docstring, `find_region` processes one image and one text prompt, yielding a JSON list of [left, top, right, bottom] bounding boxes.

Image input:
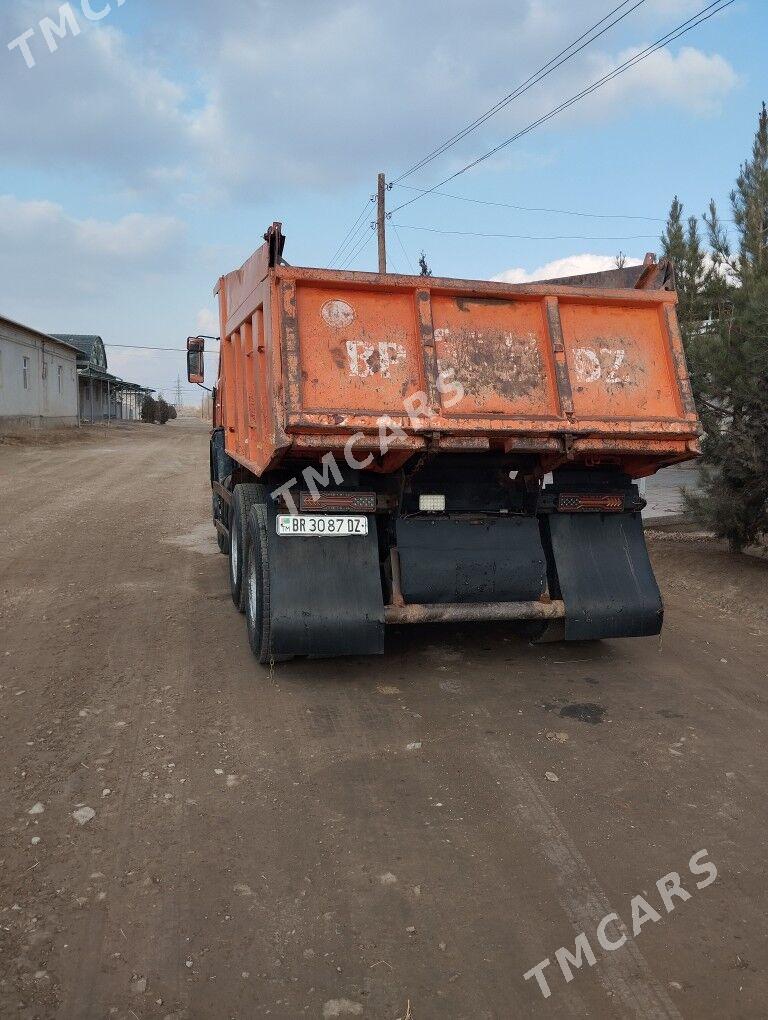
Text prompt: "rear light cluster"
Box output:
[[419, 494, 446, 513], [558, 493, 625, 513]]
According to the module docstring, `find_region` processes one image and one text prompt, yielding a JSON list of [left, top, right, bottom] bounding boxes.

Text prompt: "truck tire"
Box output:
[[229, 483, 265, 611], [244, 503, 274, 664]]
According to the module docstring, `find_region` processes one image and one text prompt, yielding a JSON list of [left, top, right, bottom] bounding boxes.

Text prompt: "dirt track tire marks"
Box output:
[[479, 736, 682, 1018], [2, 421, 768, 1018]]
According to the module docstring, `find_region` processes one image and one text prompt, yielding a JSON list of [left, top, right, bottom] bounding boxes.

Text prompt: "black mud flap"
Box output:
[[397, 516, 547, 603], [264, 502, 384, 658], [210, 427, 236, 485], [544, 512, 663, 640]]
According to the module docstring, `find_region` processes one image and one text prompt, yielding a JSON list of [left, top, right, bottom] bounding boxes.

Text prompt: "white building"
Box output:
[[51, 334, 152, 422], [0, 316, 79, 429]]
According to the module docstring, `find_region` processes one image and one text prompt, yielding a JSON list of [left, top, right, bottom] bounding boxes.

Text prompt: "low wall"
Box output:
[[0, 414, 79, 431]]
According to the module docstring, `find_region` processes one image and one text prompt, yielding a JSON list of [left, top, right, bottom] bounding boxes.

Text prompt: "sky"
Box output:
[[0, 0, 763, 402]]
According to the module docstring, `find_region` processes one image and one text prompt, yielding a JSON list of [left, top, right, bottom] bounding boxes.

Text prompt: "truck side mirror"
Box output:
[[187, 337, 205, 384]]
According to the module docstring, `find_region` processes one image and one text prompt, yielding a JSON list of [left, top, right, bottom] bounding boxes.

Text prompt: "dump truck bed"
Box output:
[[214, 227, 699, 480]]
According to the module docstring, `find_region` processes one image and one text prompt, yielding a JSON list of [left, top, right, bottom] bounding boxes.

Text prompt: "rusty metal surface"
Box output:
[[437, 436, 490, 451], [545, 296, 574, 418], [504, 436, 562, 452], [662, 303, 698, 418], [299, 491, 377, 512], [214, 233, 701, 480], [389, 549, 406, 608], [290, 433, 424, 451], [432, 292, 555, 416], [384, 600, 565, 624], [274, 266, 679, 304]]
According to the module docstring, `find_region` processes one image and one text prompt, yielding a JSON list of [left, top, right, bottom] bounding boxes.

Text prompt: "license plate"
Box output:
[[276, 514, 369, 537]]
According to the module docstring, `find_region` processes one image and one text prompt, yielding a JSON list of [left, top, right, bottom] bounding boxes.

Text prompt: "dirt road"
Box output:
[[1, 421, 767, 1020]]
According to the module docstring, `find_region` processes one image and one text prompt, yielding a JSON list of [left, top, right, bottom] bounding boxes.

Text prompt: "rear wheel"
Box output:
[[244, 504, 273, 663], [229, 484, 265, 611]]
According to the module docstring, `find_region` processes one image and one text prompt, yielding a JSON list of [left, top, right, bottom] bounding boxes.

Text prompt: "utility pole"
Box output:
[[377, 172, 387, 274], [175, 375, 183, 409]]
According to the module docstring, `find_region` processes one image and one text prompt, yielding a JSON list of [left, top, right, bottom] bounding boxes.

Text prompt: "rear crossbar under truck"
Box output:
[[187, 223, 701, 662]]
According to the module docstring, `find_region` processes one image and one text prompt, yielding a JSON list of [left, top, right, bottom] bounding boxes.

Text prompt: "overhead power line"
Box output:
[[391, 0, 648, 186], [335, 213, 376, 268], [104, 343, 219, 352], [341, 227, 375, 269], [393, 224, 417, 274], [391, 185, 739, 228], [330, 0, 650, 269], [333, 208, 376, 268], [340, 224, 376, 269], [393, 223, 657, 241], [388, 0, 735, 217], [392, 185, 668, 222], [329, 195, 375, 266]]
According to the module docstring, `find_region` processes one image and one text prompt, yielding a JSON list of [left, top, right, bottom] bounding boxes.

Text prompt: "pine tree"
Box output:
[[687, 103, 768, 552], [140, 395, 157, 423], [660, 197, 711, 344], [156, 397, 172, 425]]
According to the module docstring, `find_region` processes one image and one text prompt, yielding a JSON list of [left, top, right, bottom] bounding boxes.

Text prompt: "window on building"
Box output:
[[22, 356, 30, 389], [58, 364, 63, 394]]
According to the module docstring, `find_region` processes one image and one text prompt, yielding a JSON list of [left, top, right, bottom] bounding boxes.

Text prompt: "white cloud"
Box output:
[[195, 308, 219, 336], [182, 6, 738, 196], [76, 212, 186, 261], [0, 195, 186, 273], [0, 18, 190, 191], [0, 1, 741, 395], [492, 253, 643, 284], [0, 193, 221, 395], [578, 45, 739, 120], [0, 2, 738, 198]]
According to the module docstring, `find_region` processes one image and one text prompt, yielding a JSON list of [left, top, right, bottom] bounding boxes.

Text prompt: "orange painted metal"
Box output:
[[213, 233, 700, 480]]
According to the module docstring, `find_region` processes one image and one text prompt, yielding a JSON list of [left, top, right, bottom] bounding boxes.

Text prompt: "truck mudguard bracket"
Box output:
[[543, 512, 663, 640], [210, 427, 236, 485], [396, 516, 547, 604], [264, 501, 384, 658]]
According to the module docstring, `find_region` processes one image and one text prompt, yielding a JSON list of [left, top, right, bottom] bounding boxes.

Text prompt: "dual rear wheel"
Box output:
[[227, 484, 274, 664], [228, 484, 264, 611]]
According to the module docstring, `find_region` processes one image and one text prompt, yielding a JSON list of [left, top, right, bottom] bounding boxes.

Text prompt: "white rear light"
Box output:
[[419, 494, 445, 512]]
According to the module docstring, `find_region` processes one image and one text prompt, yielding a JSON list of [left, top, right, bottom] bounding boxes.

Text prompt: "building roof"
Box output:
[[51, 334, 101, 357], [81, 366, 120, 382], [51, 333, 153, 394], [0, 315, 81, 355], [51, 334, 103, 359], [52, 334, 109, 376]]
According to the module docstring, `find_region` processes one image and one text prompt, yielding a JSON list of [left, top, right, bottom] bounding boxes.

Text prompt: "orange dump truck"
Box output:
[[187, 223, 700, 661]]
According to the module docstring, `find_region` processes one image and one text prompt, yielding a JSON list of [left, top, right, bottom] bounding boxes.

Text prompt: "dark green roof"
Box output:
[[51, 334, 100, 356], [53, 334, 152, 393]]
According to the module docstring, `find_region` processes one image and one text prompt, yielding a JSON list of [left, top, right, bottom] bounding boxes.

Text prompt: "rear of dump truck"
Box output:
[[190, 223, 700, 661]]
